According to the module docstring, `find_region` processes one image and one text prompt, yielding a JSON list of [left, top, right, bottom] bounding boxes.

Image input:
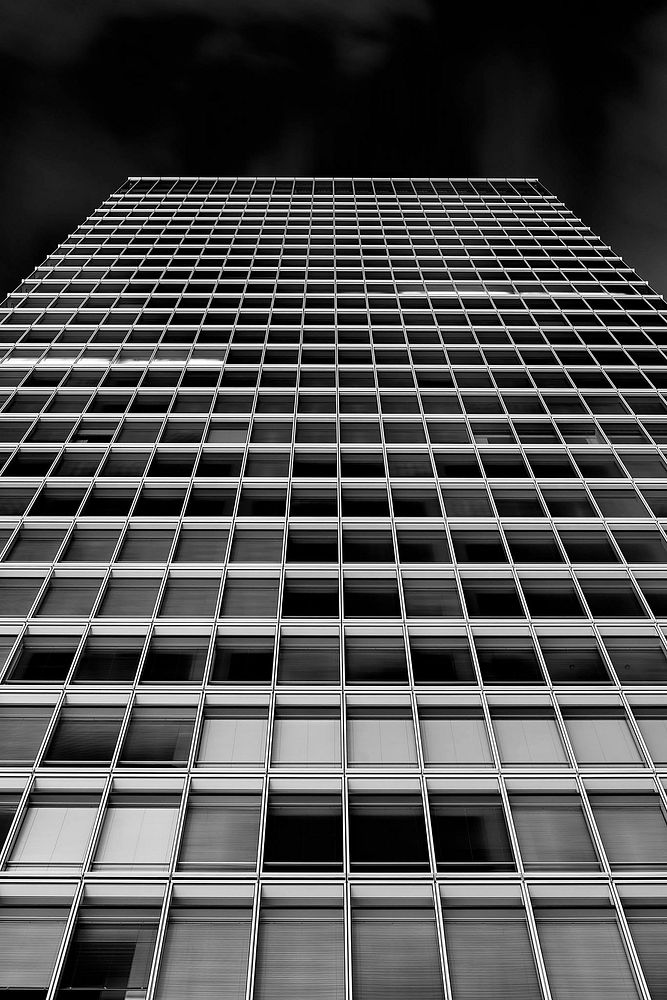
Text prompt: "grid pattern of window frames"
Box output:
[[0, 176, 666, 998]]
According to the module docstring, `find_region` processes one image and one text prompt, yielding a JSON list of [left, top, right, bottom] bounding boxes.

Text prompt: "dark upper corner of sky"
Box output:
[[1, 0, 667, 295]]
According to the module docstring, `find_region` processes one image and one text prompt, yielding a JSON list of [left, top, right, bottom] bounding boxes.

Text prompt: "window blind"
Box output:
[[510, 795, 599, 869], [419, 709, 493, 765], [0, 705, 52, 764], [159, 578, 220, 617], [271, 708, 341, 765], [220, 579, 279, 617], [0, 907, 68, 989], [564, 713, 642, 765], [352, 908, 444, 1000], [94, 798, 179, 868], [154, 909, 251, 1000], [198, 708, 268, 764], [589, 794, 667, 867], [44, 708, 123, 763], [443, 907, 542, 999], [37, 577, 101, 617], [178, 795, 261, 869], [536, 908, 641, 1000], [347, 709, 417, 765], [492, 711, 567, 764], [98, 578, 161, 617], [253, 909, 344, 1000], [633, 709, 667, 763], [625, 907, 667, 999], [8, 797, 98, 869]]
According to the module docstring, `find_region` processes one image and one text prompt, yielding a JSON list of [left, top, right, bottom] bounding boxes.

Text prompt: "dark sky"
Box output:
[[2, 0, 667, 293]]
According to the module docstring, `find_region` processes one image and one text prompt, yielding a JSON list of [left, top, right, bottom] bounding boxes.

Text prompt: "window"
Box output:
[[72, 636, 142, 683], [230, 529, 284, 563], [7, 794, 98, 869], [272, 707, 341, 765], [43, 706, 123, 765], [563, 710, 643, 765], [522, 578, 585, 617], [510, 795, 599, 869], [8, 638, 76, 683], [443, 905, 542, 1000], [55, 908, 159, 1000], [277, 634, 340, 683], [429, 795, 514, 871], [505, 529, 562, 563], [0, 704, 52, 764], [140, 636, 208, 683], [0, 905, 68, 998], [6, 527, 67, 561], [197, 707, 268, 765], [491, 710, 568, 765], [409, 634, 476, 683], [211, 635, 274, 683], [419, 707, 493, 765], [220, 577, 279, 618], [345, 634, 409, 684], [633, 708, 667, 763], [452, 530, 507, 563], [343, 530, 394, 563], [254, 905, 344, 1000], [352, 905, 445, 1000], [474, 637, 543, 684], [613, 529, 667, 563], [173, 527, 228, 562], [539, 636, 610, 683], [263, 793, 343, 871], [403, 577, 463, 617], [119, 707, 195, 766], [178, 794, 261, 869], [589, 794, 667, 867], [284, 578, 340, 617], [36, 576, 101, 617], [349, 794, 429, 871], [560, 530, 619, 564], [462, 578, 523, 617], [93, 795, 179, 868], [158, 576, 220, 617], [63, 528, 121, 562], [625, 907, 667, 1000], [117, 528, 175, 562], [344, 578, 400, 617], [535, 906, 641, 1000], [0, 794, 19, 851], [0, 575, 44, 616], [97, 577, 161, 617], [287, 529, 338, 562], [154, 906, 252, 1000], [347, 706, 417, 765], [604, 636, 667, 683]]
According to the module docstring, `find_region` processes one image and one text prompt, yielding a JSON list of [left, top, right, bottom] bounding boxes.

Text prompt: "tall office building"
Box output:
[[0, 175, 667, 998]]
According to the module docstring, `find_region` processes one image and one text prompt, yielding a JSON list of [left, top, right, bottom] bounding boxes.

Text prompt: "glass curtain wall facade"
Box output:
[[0, 176, 666, 997]]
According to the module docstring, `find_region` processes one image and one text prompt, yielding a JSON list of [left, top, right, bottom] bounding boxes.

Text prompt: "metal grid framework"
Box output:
[[0, 177, 666, 998]]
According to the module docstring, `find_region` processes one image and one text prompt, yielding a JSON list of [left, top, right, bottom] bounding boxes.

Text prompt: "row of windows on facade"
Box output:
[[7, 421, 667, 462], [7, 522, 667, 569], [7, 888, 665, 1000], [119, 176, 549, 196], [2, 631, 664, 686], [3, 694, 667, 769], [0, 569, 666, 623], [3, 786, 667, 873], [2, 380, 667, 418], [8, 294, 665, 328]]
